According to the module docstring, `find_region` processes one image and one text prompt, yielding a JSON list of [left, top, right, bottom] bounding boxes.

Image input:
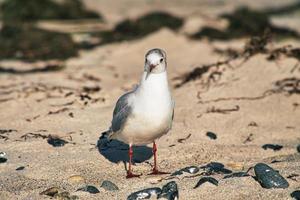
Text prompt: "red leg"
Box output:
[[126, 144, 141, 179], [149, 141, 169, 175]]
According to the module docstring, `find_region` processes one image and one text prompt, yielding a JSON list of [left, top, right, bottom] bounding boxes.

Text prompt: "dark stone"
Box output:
[[254, 163, 289, 189], [16, 166, 25, 171], [47, 136, 68, 147], [157, 181, 178, 200], [0, 157, 7, 163], [127, 187, 161, 200], [171, 166, 199, 176], [291, 190, 300, 200], [206, 162, 224, 169], [76, 185, 100, 194], [100, 180, 119, 191], [297, 145, 300, 153], [206, 132, 217, 140], [223, 172, 250, 179], [262, 144, 283, 151], [194, 177, 218, 189], [200, 162, 232, 175], [0, 152, 7, 163]]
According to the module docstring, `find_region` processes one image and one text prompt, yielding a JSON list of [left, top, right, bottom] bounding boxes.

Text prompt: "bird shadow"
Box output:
[[97, 136, 153, 166]]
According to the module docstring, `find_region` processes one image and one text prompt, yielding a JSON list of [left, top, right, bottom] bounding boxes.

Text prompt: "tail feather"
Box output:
[[100, 129, 113, 140]]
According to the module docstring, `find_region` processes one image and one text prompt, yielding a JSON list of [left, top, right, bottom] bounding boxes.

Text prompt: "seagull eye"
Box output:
[[160, 58, 164, 63]]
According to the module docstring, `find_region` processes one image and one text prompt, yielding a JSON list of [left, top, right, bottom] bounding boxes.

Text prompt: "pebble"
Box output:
[[200, 162, 232, 175], [171, 166, 199, 176], [76, 185, 100, 194], [291, 190, 300, 200], [16, 166, 25, 171], [47, 136, 68, 147], [297, 145, 300, 153], [157, 181, 179, 200], [100, 180, 119, 191], [223, 172, 249, 179], [127, 187, 162, 200], [254, 163, 289, 189], [0, 152, 7, 163], [194, 177, 218, 189], [68, 175, 85, 184], [40, 187, 61, 197], [206, 132, 217, 140], [262, 144, 283, 151]]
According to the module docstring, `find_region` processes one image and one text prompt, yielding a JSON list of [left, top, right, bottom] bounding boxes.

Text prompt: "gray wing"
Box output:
[[168, 99, 175, 130], [172, 99, 175, 120], [111, 91, 133, 133]]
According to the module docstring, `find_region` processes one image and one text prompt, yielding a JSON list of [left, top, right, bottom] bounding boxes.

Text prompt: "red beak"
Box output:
[[149, 64, 155, 72]]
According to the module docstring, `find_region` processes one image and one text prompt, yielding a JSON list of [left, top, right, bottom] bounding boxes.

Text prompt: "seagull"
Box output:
[[103, 48, 174, 178]]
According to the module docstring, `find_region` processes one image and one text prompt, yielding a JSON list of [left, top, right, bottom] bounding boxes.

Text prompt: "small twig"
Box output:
[[0, 98, 14, 103], [25, 115, 40, 122], [177, 133, 192, 143], [50, 101, 75, 107], [48, 108, 69, 115], [198, 90, 275, 104], [287, 173, 299, 181], [0, 135, 9, 141], [290, 61, 299, 73], [243, 133, 254, 144], [0, 129, 17, 134], [20, 133, 48, 140], [206, 105, 240, 114]]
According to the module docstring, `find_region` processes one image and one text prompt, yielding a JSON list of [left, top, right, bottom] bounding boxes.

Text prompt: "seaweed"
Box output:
[[177, 30, 300, 88], [191, 5, 300, 41], [0, 5, 183, 61], [195, 77, 299, 105], [97, 12, 183, 45], [0, 61, 65, 74], [174, 57, 233, 88], [0, 0, 101, 23], [0, 0, 102, 61], [274, 77, 300, 95], [0, 24, 78, 61]]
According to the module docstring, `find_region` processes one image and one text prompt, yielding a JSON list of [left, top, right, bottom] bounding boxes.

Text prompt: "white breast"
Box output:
[[120, 71, 173, 145], [134, 72, 172, 125]]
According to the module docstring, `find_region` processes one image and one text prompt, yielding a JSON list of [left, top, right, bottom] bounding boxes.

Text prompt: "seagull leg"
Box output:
[[126, 144, 141, 178], [149, 141, 169, 175]]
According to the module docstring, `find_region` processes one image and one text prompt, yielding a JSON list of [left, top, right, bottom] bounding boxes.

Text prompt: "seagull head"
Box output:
[[144, 48, 167, 79]]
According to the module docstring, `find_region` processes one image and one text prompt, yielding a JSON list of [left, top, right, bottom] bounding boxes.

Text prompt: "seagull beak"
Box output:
[[145, 64, 156, 80], [149, 64, 155, 72]]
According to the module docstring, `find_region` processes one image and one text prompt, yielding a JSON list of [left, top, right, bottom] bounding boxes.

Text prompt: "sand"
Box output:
[[0, 0, 300, 199]]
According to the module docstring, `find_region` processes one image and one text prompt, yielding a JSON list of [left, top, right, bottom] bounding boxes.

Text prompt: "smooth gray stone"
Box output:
[[254, 163, 289, 189]]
